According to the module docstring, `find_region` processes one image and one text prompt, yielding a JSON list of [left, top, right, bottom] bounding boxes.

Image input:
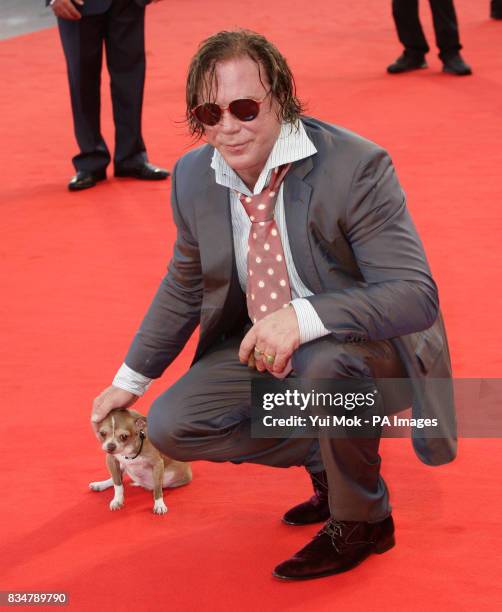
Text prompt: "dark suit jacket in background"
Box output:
[[125, 117, 457, 467]]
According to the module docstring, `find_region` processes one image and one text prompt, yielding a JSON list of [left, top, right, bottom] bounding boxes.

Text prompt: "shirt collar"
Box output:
[[210, 120, 317, 196]]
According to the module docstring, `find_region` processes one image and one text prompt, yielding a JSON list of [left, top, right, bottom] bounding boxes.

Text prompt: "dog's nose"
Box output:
[[106, 443, 117, 453]]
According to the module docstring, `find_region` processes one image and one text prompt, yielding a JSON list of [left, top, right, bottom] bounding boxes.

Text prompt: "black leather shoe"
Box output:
[[282, 470, 331, 525], [68, 170, 106, 192], [273, 516, 395, 581], [387, 52, 427, 74], [114, 162, 170, 180], [441, 54, 472, 76]]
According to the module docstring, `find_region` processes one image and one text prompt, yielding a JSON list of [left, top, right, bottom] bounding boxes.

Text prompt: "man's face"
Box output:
[[200, 56, 282, 187]]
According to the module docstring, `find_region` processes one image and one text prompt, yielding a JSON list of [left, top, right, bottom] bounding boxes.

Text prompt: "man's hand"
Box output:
[[91, 385, 138, 431], [51, 0, 83, 20], [239, 305, 300, 375]]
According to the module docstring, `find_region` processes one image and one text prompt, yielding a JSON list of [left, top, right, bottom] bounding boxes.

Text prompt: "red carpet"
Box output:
[[1, 1, 502, 610]]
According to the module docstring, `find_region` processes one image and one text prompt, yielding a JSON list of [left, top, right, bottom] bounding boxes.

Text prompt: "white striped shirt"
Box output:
[[114, 120, 330, 396]]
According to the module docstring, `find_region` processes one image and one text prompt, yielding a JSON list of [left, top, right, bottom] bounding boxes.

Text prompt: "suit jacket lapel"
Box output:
[[196, 174, 236, 311], [283, 156, 323, 295]]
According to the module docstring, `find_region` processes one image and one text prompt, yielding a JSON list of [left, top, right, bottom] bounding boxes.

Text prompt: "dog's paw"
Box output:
[[89, 478, 113, 492], [153, 499, 168, 515], [109, 498, 124, 511], [89, 481, 110, 492]]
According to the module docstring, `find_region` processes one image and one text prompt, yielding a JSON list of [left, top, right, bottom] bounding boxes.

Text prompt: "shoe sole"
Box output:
[[272, 535, 396, 581], [387, 63, 427, 74], [114, 171, 170, 180], [441, 67, 472, 76], [68, 174, 106, 192]]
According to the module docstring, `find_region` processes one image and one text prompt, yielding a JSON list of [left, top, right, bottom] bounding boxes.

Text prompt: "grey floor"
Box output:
[[0, 0, 56, 40]]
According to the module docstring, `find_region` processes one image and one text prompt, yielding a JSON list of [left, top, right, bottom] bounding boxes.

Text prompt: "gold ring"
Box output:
[[264, 353, 275, 365], [254, 347, 264, 357]]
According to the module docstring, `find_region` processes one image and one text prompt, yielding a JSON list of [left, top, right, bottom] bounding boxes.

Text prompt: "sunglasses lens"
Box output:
[[193, 103, 221, 126], [229, 99, 260, 122]]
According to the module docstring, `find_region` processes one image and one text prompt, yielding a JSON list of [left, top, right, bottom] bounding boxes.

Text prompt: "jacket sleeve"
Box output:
[[306, 149, 439, 342], [124, 160, 203, 377]]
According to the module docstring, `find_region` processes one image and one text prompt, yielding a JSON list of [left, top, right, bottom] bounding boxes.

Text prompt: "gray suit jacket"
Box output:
[[125, 116, 457, 466]]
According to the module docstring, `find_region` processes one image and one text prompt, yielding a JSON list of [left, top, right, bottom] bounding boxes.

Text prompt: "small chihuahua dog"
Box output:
[[89, 408, 191, 514]]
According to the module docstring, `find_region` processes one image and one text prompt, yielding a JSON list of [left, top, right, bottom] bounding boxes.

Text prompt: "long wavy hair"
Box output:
[[186, 29, 304, 140]]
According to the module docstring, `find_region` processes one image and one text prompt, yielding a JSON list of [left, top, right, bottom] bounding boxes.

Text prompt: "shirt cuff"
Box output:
[[112, 363, 153, 397], [290, 298, 331, 344]]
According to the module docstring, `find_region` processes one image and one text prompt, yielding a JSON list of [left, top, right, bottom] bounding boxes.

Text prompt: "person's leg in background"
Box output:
[[57, 14, 111, 190], [105, 0, 169, 180], [490, 0, 502, 19], [428, 0, 472, 75], [387, 0, 430, 73]]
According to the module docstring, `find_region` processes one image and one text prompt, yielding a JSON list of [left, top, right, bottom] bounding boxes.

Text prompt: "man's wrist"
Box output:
[[112, 363, 153, 397], [290, 298, 331, 344]]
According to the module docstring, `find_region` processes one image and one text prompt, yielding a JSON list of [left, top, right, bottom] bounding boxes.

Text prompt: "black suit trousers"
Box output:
[[57, 0, 147, 172], [392, 0, 462, 58]]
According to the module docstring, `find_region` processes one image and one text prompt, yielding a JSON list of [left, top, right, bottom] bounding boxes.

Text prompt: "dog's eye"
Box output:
[[120, 434, 129, 442], [99, 432, 106, 438]]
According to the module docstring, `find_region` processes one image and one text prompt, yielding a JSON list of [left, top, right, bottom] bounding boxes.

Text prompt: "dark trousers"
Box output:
[[57, 0, 147, 173], [492, 0, 502, 15], [147, 333, 411, 523], [392, 0, 462, 59]]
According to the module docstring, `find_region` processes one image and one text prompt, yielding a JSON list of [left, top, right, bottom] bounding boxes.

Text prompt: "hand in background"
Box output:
[[51, 0, 83, 21]]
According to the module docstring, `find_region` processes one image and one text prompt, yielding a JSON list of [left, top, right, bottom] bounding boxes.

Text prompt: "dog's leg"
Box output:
[[106, 454, 125, 511], [89, 477, 114, 491], [152, 458, 168, 515]]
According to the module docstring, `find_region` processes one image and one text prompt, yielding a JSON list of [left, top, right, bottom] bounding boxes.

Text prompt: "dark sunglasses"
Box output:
[[191, 94, 269, 127]]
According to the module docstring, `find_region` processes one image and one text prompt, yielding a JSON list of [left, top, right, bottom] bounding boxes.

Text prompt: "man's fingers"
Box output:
[[272, 350, 290, 373], [91, 386, 137, 431], [255, 358, 266, 372], [239, 328, 257, 364]]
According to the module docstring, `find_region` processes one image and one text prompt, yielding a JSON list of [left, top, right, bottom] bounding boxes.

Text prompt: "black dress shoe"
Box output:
[[282, 470, 331, 525], [387, 52, 427, 74], [114, 162, 170, 180], [68, 170, 106, 192], [273, 516, 395, 581], [441, 53, 472, 76]]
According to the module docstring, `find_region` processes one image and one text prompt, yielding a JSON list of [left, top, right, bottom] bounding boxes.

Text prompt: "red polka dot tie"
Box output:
[[239, 163, 293, 325]]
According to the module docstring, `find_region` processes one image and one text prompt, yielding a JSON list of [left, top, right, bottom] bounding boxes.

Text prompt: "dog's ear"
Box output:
[[125, 408, 147, 432], [127, 408, 146, 420], [133, 417, 147, 432], [93, 422, 107, 440]]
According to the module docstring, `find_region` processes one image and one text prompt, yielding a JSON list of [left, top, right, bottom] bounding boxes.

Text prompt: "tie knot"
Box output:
[[239, 163, 291, 223], [239, 190, 278, 223]]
